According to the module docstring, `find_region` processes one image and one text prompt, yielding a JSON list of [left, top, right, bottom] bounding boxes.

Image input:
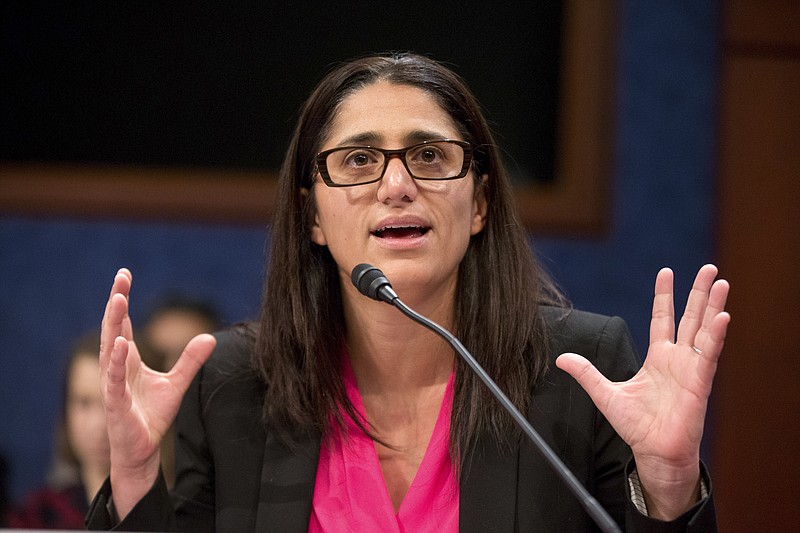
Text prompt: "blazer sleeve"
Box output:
[[85, 472, 175, 531], [625, 459, 717, 532]]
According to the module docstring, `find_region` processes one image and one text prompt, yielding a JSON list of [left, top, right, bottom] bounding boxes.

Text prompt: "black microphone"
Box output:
[[351, 263, 399, 303], [350, 263, 622, 533]]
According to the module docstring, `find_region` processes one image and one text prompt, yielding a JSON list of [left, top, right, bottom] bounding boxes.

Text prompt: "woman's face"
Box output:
[[66, 354, 110, 473], [310, 81, 487, 303]]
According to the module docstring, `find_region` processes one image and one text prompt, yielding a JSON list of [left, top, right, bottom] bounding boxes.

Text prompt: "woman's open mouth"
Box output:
[[372, 225, 430, 239]]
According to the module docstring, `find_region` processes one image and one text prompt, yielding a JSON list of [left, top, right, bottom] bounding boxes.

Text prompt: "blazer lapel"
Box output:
[[459, 434, 520, 533], [255, 430, 321, 532]]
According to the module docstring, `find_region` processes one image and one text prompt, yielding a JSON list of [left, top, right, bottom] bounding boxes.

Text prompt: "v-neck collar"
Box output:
[[309, 357, 458, 532]]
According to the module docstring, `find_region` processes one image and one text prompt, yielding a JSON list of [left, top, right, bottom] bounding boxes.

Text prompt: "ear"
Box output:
[[310, 217, 327, 246], [470, 174, 489, 235], [301, 187, 327, 246]]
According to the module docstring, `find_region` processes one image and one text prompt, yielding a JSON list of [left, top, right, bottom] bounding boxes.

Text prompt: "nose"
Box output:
[[377, 155, 417, 204]]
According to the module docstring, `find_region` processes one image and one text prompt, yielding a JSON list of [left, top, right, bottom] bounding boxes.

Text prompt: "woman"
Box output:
[[11, 332, 110, 529], [89, 53, 730, 531]]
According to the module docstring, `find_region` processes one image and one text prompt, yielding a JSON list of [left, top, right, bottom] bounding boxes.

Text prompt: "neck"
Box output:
[[343, 284, 455, 396]]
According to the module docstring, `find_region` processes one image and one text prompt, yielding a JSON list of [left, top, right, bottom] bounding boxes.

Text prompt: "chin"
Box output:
[[388, 262, 458, 295]]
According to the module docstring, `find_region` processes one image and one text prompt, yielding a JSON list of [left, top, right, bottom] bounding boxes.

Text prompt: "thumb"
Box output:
[[555, 352, 614, 408], [169, 333, 217, 395]]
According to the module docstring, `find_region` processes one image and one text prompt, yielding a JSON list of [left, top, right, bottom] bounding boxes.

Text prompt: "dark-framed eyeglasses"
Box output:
[[315, 139, 473, 187]]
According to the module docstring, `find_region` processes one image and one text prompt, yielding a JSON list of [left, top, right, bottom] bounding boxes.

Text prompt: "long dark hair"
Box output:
[[253, 52, 565, 462]]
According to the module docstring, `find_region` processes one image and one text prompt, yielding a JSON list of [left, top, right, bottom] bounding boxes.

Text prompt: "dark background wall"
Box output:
[[1, 2, 563, 183], [0, 0, 720, 507]]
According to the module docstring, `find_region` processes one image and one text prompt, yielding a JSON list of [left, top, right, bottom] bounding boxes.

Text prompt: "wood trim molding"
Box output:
[[518, 0, 616, 234], [0, 163, 277, 226], [0, 1, 615, 235]]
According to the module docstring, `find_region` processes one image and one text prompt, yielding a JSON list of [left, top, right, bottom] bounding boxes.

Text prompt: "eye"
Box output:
[[343, 149, 380, 168], [408, 143, 448, 167], [69, 395, 93, 410], [419, 148, 441, 163], [413, 146, 445, 163]]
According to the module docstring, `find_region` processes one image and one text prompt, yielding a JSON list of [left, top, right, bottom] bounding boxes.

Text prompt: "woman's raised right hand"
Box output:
[[99, 269, 216, 520]]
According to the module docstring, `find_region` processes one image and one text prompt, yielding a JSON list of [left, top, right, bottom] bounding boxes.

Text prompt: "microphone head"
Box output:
[[351, 263, 394, 302]]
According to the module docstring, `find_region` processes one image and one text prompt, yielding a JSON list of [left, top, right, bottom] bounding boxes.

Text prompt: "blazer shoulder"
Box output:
[[540, 304, 624, 334], [539, 305, 641, 380], [190, 323, 263, 407], [205, 324, 257, 375]]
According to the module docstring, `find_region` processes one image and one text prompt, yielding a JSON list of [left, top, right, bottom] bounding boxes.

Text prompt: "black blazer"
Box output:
[[87, 307, 716, 532]]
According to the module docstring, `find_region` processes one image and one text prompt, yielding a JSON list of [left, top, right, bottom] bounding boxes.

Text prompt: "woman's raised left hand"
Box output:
[[556, 264, 730, 520]]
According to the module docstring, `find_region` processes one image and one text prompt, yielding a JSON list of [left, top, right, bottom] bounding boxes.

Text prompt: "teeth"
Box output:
[[373, 224, 429, 237], [378, 225, 424, 232]]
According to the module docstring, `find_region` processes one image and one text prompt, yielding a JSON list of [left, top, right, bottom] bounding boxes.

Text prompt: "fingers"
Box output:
[[649, 264, 731, 387], [103, 336, 131, 411], [692, 278, 730, 354], [693, 281, 731, 383], [650, 265, 728, 351], [676, 264, 719, 349], [101, 269, 134, 365], [555, 353, 614, 412], [649, 268, 676, 346], [169, 334, 217, 396]]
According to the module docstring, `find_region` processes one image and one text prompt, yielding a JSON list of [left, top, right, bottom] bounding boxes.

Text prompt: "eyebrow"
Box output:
[[335, 129, 454, 147]]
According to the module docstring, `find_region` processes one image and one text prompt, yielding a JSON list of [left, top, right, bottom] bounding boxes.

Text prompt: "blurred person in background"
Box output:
[[143, 295, 221, 371], [8, 331, 109, 529]]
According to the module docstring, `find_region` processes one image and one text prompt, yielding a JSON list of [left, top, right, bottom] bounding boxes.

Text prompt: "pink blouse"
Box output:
[[309, 358, 458, 532]]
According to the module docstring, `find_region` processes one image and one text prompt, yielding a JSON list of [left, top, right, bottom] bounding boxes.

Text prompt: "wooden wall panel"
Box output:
[[714, 1, 800, 531]]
